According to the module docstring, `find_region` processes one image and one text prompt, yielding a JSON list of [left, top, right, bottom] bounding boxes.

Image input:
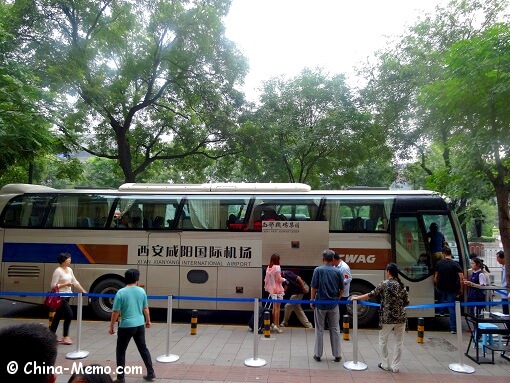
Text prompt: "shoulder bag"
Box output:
[[44, 285, 62, 310], [298, 276, 310, 294]]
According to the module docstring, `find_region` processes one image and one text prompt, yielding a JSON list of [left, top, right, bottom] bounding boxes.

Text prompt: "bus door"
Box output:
[[392, 215, 435, 318]]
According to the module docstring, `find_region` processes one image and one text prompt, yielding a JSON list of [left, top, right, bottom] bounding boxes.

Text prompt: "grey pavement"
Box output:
[[1, 316, 509, 383]]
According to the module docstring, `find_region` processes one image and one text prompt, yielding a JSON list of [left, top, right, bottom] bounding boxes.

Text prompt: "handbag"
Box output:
[[44, 285, 62, 310]]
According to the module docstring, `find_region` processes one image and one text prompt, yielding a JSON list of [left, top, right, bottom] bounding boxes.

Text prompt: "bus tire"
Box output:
[[89, 278, 125, 321], [348, 282, 378, 327]]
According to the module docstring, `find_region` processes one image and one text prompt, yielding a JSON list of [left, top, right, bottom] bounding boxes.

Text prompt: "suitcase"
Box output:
[[248, 302, 272, 333]]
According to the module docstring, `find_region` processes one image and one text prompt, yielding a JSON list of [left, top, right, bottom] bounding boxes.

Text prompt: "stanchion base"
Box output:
[[66, 350, 90, 360], [448, 363, 475, 374], [244, 357, 267, 367], [156, 354, 180, 363], [343, 360, 368, 371]]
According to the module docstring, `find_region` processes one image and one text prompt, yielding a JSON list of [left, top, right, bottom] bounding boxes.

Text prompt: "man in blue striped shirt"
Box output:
[[333, 252, 352, 320]]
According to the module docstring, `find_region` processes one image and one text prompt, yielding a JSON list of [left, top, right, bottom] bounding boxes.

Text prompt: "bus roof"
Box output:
[[0, 182, 441, 196], [118, 183, 313, 192], [0, 184, 56, 194]]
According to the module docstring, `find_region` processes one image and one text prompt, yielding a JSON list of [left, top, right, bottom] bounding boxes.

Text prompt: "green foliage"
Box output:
[[360, 0, 510, 244], [230, 68, 391, 188], [0, 154, 85, 188], [81, 157, 124, 188], [10, 0, 248, 182], [470, 236, 496, 242], [466, 201, 498, 239], [0, 4, 53, 175], [420, 22, 510, 195]]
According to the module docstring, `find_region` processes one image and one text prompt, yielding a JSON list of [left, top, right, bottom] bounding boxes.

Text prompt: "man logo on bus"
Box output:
[[341, 254, 376, 263]]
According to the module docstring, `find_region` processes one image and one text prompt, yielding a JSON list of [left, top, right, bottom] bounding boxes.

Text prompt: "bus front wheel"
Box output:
[[89, 278, 125, 321], [348, 282, 378, 327]]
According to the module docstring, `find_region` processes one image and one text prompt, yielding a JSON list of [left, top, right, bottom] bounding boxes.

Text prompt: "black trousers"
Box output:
[[50, 297, 72, 337], [116, 325, 154, 378]]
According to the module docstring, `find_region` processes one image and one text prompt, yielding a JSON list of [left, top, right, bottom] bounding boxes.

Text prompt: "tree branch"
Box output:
[[57, 123, 118, 160]]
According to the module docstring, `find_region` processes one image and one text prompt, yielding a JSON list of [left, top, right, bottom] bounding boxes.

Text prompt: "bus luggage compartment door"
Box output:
[[144, 232, 220, 310], [144, 232, 182, 309]]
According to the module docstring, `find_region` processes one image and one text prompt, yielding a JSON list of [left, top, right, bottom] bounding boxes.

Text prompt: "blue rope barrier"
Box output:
[[0, 291, 508, 310], [86, 293, 115, 298], [170, 296, 254, 303], [0, 291, 78, 297]]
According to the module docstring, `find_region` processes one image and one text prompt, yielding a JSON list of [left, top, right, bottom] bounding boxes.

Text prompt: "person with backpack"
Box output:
[[280, 270, 313, 329]]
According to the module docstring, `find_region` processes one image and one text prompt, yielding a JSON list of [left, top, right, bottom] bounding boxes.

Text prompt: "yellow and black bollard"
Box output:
[[342, 314, 350, 341], [190, 309, 198, 335], [263, 310, 271, 338], [417, 317, 424, 343], [48, 310, 55, 328]]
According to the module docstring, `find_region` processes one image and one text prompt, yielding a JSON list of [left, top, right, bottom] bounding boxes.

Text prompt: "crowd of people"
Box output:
[[1, 242, 507, 380]]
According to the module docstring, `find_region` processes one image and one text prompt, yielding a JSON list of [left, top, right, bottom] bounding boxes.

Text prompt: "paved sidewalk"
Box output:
[[1, 318, 509, 383]]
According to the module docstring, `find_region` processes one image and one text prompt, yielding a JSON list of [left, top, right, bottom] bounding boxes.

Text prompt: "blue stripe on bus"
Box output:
[[2, 243, 91, 264]]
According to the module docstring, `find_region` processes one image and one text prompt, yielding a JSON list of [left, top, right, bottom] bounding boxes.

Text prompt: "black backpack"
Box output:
[[248, 302, 272, 333]]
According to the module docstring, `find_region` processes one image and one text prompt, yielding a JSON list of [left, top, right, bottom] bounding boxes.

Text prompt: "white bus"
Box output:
[[0, 183, 469, 325]]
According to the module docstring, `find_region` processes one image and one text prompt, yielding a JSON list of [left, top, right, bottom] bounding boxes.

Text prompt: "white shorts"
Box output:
[[269, 293, 284, 300]]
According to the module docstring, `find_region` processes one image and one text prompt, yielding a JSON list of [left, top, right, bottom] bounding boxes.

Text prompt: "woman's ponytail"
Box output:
[[386, 263, 404, 288]]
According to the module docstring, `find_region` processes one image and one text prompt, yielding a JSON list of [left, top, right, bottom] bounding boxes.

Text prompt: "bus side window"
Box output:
[[2, 207, 17, 226], [78, 217, 94, 227], [181, 214, 193, 229], [130, 207, 142, 228], [152, 216, 164, 228]]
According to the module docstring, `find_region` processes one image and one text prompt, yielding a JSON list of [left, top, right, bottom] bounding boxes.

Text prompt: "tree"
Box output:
[[421, 23, 510, 285], [10, 0, 247, 183], [233, 68, 390, 188], [360, 0, 507, 236], [0, 3, 52, 177]]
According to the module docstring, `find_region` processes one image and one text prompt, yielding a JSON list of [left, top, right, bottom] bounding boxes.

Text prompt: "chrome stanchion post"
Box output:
[[66, 292, 90, 359], [343, 300, 367, 370], [157, 295, 180, 363], [245, 298, 267, 367], [448, 300, 475, 374]]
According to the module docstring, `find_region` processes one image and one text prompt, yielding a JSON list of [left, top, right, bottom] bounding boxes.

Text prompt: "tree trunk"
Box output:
[[495, 186, 510, 287], [116, 130, 135, 183], [456, 198, 468, 242]]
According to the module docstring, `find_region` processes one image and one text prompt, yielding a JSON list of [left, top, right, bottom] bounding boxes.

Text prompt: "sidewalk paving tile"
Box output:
[[1, 318, 509, 383]]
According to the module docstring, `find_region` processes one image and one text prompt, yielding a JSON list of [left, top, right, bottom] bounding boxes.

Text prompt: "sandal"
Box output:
[[378, 363, 389, 371], [57, 339, 64, 343]]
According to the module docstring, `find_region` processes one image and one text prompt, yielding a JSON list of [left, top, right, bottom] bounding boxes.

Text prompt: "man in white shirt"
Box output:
[[496, 250, 509, 315], [333, 252, 352, 319]]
